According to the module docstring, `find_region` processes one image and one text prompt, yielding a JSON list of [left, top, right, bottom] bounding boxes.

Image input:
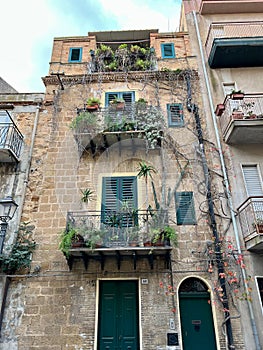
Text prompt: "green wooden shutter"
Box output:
[[105, 92, 135, 106], [167, 103, 184, 127], [161, 43, 175, 58], [175, 192, 196, 225], [101, 176, 137, 226]]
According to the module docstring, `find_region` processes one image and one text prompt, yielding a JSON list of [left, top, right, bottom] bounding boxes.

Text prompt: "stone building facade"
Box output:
[[0, 28, 248, 349]]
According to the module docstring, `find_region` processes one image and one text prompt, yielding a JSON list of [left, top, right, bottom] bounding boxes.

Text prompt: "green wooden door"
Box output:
[[179, 292, 217, 350], [98, 280, 139, 350]]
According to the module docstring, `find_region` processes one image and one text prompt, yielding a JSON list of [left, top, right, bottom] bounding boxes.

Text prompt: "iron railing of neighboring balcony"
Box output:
[[205, 21, 263, 55], [0, 122, 23, 160], [219, 94, 263, 135], [237, 196, 263, 241]]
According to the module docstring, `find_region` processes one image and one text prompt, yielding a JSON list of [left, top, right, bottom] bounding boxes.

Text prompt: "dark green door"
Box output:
[[179, 279, 217, 350], [98, 280, 139, 350]]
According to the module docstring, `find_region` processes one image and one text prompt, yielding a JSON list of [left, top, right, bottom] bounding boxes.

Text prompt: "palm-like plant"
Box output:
[[137, 161, 156, 210]]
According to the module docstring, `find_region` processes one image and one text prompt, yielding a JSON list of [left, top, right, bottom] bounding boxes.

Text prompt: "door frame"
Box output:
[[94, 278, 142, 350], [177, 275, 220, 350]]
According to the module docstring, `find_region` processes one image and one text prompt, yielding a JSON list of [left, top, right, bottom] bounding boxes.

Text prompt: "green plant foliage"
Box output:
[[0, 222, 36, 274], [80, 188, 94, 203], [59, 227, 84, 257], [118, 44, 128, 50], [70, 112, 97, 130], [86, 97, 101, 106], [137, 161, 156, 181]]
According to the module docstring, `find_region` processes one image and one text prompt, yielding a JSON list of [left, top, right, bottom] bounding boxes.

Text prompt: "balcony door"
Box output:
[[101, 176, 138, 241], [98, 280, 139, 350]]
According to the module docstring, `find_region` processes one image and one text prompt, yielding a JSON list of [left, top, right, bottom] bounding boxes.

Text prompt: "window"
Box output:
[[255, 277, 263, 313], [68, 48, 82, 62], [242, 165, 263, 197], [175, 192, 196, 225], [161, 43, 175, 59], [101, 176, 137, 227], [105, 91, 135, 107], [167, 104, 184, 127]]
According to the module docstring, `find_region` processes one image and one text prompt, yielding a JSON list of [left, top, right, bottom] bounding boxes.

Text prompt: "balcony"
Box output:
[[63, 210, 173, 270], [237, 197, 263, 252], [217, 94, 263, 144], [0, 111, 23, 162], [206, 22, 263, 68], [72, 103, 164, 156], [200, 1, 263, 14]]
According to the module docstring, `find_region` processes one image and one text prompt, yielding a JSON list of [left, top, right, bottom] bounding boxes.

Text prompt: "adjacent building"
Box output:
[[181, 1, 263, 349]]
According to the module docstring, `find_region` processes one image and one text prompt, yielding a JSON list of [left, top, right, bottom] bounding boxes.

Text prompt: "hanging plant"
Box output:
[[0, 222, 36, 274]]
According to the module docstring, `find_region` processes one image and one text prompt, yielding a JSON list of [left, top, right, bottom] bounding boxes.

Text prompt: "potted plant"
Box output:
[[59, 228, 84, 257], [230, 90, 244, 100], [215, 103, 225, 116], [86, 97, 101, 111], [85, 228, 107, 249], [151, 226, 177, 247], [70, 111, 97, 132], [231, 108, 244, 120], [110, 97, 125, 110], [80, 188, 94, 203], [253, 218, 263, 233]]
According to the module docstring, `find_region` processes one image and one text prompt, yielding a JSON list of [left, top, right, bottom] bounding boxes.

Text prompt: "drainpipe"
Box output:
[[0, 276, 10, 337], [186, 74, 235, 349], [192, 10, 261, 350]]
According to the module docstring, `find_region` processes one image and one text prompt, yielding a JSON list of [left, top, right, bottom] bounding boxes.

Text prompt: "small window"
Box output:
[[161, 43, 175, 59], [68, 48, 82, 62], [175, 192, 196, 225], [242, 165, 263, 196], [105, 91, 135, 107], [255, 277, 263, 313], [167, 104, 184, 127]]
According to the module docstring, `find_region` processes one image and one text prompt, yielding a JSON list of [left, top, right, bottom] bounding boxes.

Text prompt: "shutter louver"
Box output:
[[175, 192, 196, 225], [168, 104, 184, 126], [101, 177, 137, 227], [164, 44, 173, 57], [242, 165, 263, 196]]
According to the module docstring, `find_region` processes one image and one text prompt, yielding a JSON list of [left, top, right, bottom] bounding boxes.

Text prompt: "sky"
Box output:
[[0, 0, 182, 93]]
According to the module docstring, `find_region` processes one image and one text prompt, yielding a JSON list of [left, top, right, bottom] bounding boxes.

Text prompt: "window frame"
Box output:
[[68, 47, 82, 63], [167, 103, 184, 127], [105, 91, 135, 107], [255, 276, 263, 314], [101, 176, 138, 225], [175, 191, 196, 225], [161, 43, 175, 59], [241, 164, 263, 197]]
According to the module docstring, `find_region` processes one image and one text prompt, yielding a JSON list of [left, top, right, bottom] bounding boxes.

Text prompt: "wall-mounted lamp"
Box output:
[[0, 196, 18, 253]]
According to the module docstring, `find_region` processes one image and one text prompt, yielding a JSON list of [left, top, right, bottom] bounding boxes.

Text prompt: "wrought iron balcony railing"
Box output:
[[66, 210, 171, 248], [72, 103, 164, 154], [217, 94, 263, 143], [74, 103, 164, 133], [206, 21, 263, 55], [205, 21, 263, 68], [237, 196, 263, 247], [0, 122, 23, 162]]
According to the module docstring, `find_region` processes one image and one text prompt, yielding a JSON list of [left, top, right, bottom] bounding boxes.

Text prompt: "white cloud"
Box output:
[[0, 0, 182, 92], [98, 0, 181, 32]]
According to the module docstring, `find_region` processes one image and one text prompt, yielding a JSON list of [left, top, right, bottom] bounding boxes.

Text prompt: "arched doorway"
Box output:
[[179, 277, 217, 350]]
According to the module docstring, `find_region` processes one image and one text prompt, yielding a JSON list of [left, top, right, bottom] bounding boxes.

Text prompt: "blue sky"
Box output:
[[0, 0, 181, 93]]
